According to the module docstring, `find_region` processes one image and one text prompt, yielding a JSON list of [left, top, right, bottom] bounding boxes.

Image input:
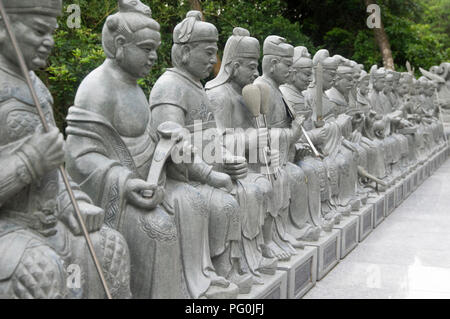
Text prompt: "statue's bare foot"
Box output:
[[204, 282, 239, 299], [257, 256, 277, 275], [209, 273, 231, 288], [261, 242, 290, 261], [284, 232, 305, 249], [228, 271, 253, 295]]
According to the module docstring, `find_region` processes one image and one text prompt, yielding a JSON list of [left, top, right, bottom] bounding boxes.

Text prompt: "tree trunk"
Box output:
[[188, 0, 222, 76], [365, 0, 395, 70]]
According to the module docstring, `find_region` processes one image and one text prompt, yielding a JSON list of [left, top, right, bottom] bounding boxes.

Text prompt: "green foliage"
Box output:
[[36, 0, 449, 130]]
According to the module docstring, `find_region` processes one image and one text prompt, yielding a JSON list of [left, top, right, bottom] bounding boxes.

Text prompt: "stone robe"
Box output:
[[206, 82, 280, 275], [149, 68, 242, 275], [254, 76, 320, 240]]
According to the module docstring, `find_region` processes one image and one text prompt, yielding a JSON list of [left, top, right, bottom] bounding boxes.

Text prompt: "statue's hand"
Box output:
[[291, 115, 305, 140], [125, 179, 164, 210], [223, 155, 248, 180], [24, 126, 65, 177], [63, 201, 105, 235], [206, 171, 234, 193]]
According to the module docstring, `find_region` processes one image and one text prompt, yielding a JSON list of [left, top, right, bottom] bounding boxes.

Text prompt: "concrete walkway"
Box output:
[[304, 158, 450, 299]]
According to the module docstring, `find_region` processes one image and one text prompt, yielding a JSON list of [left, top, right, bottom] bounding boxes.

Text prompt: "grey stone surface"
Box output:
[[0, 0, 131, 299]]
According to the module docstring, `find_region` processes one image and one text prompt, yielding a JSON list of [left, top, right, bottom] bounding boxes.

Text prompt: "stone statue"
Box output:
[[253, 35, 322, 255], [0, 0, 131, 299], [304, 50, 360, 216], [356, 70, 388, 180], [149, 11, 253, 293], [65, 7, 241, 298], [279, 46, 336, 232], [205, 27, 283, 281], [326, 57, 370, 204]]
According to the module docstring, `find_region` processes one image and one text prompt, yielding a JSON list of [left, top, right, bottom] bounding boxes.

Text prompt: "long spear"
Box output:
[[0, 0, 112, 299]]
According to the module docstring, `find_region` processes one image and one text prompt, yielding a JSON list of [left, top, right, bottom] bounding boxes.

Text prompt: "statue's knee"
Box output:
[[12, 245, 67, 299]]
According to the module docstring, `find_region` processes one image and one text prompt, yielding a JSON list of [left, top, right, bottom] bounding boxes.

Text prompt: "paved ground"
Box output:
[[304, 158, 450, 299]]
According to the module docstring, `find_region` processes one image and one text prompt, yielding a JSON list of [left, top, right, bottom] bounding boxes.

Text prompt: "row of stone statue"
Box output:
[[0, 0, 447, 299]]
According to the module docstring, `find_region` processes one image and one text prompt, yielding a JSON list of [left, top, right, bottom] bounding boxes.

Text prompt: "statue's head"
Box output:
[[397, 72, 413, 96], [206, 27, 259, 90], [102, 6, 160, 80], [414, 77, 424, 94], [419, 76, 433, 96], [313, 49, 337, 91], [172, 11, 218, 81], [333, 57, 354, 95], [358, 71, 370, 96], [289, 46, 313, 92], [370, 66, 386, 92], [262, 35, 294, 86], [383, 72, 394, 94], [0, 0, 62, 71]]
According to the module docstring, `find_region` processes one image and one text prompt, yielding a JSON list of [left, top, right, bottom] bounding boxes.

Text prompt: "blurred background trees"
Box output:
[[37, 0, 449, 130]]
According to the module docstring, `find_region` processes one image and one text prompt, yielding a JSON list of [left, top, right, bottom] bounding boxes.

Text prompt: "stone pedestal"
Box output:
[[301, 229, 340, 281], [369, 194, 385, 227], [413, 169, 420, 190], [333, 215, 359, 259], [238, 271, 287, 299], [277, 246, 317, 299], [384, 187, 396, 216], [351, 204, 374, 242], [395, 180, 404, 208], [403, 173, 412, 200]]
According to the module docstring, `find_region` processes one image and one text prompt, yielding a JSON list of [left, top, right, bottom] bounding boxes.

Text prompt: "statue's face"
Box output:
[[118, 28, 160, 79], [335, 73, 353, 95], [291, 67, 312, 92], [397, 82, 410, 96], [322, 69, 336, 91], [184, 41, 218, 81], [1, 14, 57, 71], [373, 78, 385, 92], [272, 57, 293, 85], [384, 79, 393, 93], [426, 84, 434, 96], [358, 77, 370, 95], [231, 57, 259, 88]]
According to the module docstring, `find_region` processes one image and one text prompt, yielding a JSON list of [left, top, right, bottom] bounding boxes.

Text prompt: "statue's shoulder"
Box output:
[[74, 65, 118, 119], [280, 84, 303, 104], [206, 83, 233, 112], [0, 69, 51, 107], [150, 69, 191, 111]]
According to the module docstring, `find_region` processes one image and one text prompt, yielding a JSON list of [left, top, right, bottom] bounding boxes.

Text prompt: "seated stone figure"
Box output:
[[0, 0, 131, 299], [205, 27, 290, 278], [65, 8, 241, 298], [253, 36, 322, 258], [355, 70, 388, 181], [280, 46, 336, 232], [304, 50, 358, 216], [149, 12, 258, 289]]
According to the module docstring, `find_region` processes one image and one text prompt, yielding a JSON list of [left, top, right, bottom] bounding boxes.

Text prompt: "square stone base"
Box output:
[[277, 246, 317, 299], [238, 270, 287, 299], [333, 215, 359, 259], [384, 187, 395, 216], [368, 195, 385, 227], [301, 229, 341, 281], [395, 180, 404, 208], [413, 169, 419, 190], [351, 204, 374, 242]]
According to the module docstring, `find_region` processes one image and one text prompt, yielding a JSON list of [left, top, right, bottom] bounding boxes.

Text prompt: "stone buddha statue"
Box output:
[[254, 36, 322, 256], [0, 0, 131, 299], [65, 7, 243, 298], [149, 11, 256, 294]]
